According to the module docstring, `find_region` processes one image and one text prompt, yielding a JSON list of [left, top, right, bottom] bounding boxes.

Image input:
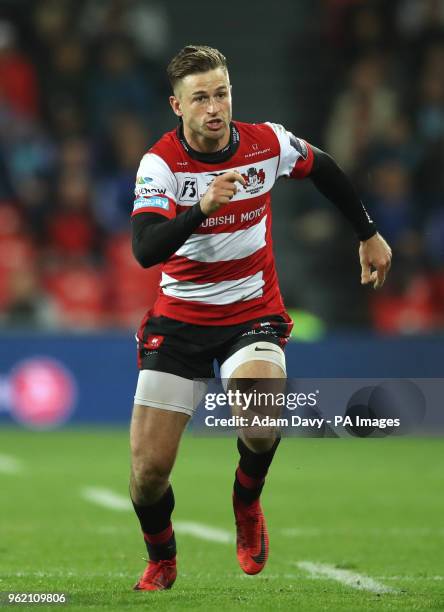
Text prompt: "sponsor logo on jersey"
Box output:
[[180, 177, 199, 202], [241, 167, 266, 194], [244, 147, 271, 159], [133, 196, 170, 211], [240, 204, 266, 222], [135, 187, 167, 196], [203, 171, 227, 188], [201, 213, 235, 228], [136, 176, 154, 185]]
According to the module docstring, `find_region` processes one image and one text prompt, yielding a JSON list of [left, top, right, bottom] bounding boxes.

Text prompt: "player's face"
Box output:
[[169, 67, 232, 153]]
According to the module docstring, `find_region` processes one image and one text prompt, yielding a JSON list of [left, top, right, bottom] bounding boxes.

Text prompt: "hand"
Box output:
[[199, 171, 246, 216], [359, 233, 392, 290]]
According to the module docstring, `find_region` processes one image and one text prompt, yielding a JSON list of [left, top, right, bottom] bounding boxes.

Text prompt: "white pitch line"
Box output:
[[174, 521, 234, 544], [0, 454, 22, 474], [296, 561, 396, 594], [4, 570, 444, 582], [81, 487, 132, 511], [376, 575, 444, 582], [81, 488, 234, 543]]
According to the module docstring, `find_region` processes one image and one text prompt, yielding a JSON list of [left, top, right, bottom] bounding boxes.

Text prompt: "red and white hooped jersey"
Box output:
[[132, 121, 314, 326]]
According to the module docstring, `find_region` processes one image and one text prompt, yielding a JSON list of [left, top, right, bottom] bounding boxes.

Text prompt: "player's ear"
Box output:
[[169, 95, 183, 118]]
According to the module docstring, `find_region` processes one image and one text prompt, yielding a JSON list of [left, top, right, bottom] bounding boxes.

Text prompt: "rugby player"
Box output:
[[129, 45, 392, 591]]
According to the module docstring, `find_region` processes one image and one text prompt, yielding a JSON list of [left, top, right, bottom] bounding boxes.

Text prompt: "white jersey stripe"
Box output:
[[266, 122, 302, 178], [175, 216, 267, 263], [161, 271, 264, 304], [175, 156, 279, 206]]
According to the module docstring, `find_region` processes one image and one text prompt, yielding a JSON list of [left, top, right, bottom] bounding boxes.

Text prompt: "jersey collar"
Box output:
[[176, 121, 240, 164]]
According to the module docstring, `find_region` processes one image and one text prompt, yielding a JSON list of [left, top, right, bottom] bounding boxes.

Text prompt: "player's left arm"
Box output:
[[267, 123, 392, 289], [308, 146, 392, 290]]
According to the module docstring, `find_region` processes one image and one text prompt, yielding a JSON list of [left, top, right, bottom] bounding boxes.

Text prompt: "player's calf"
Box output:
[[233, 436, 280, 504], [129, 405, 189, 591], [131, 485, 177, 591], [232, 436, 280, 574]]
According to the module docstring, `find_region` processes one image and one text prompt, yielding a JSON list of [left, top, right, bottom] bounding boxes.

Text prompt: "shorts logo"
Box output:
[[180, 177, 198, 202], [241, 167, 266, 194], [241, 328, 275, 337], [146, 335, 165, 349], [133, 197, 169, 211], [136, 176, 154, 185]]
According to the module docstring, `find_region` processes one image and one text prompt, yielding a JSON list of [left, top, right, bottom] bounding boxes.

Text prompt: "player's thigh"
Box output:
[[229, 359, 286, 419], [130, 403, 190, 473], [224, 341, 287, 414], [218, 317, 291, 447], [230, 358, 286, 380]]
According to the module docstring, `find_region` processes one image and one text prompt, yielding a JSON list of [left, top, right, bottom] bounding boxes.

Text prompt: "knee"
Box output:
[[131, 454, 172, 499], [241, 434, 278, 454]]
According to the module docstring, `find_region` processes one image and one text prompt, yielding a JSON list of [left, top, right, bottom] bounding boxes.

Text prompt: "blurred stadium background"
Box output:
[[0, 2, 443, 609], [0, 0, 444, 336], [0, 0, 443, 428]]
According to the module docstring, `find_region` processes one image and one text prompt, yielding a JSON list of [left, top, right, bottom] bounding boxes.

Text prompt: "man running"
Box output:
[[129, 45, 392, 591]]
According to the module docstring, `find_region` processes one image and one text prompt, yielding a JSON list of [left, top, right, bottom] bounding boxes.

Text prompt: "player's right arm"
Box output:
[[132, 206, 205, 268], [131, 155, 243, 268], [199, 171, 245, 215]]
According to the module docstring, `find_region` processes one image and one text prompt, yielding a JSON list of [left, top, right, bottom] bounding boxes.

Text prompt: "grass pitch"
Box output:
[[0, 428, 443, 610]]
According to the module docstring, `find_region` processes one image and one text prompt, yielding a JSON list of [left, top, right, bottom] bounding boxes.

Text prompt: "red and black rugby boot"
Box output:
[[134, 558, 177, 591], [233, 494, 269, 575]]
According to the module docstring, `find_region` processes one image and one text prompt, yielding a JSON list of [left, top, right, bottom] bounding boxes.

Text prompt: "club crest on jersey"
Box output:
[[241, 167, 266, 194], [180, 177, 199, 202]]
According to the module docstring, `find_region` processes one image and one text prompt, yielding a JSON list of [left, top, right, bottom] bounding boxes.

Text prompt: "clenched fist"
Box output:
[[199, 171, 246, 216]]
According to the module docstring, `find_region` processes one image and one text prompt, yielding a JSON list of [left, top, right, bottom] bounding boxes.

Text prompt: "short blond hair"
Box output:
[[167, 45, 228, 91]]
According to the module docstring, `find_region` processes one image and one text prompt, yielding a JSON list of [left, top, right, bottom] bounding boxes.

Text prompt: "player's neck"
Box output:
[[183, 125, 230, 154]]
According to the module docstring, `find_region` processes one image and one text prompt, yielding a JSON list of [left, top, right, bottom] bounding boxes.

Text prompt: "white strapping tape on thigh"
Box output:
[[134, 370, 207, 417], [220, 341, 286, 385]]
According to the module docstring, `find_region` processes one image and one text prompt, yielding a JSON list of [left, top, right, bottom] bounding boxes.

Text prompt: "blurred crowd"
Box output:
[[285, 0, 444, 334], [0, 0, 443, 334], [321, 0, 444, 333], [0, 0, 169, 329]]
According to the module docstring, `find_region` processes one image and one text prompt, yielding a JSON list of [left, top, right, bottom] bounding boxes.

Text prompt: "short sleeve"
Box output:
[[266, 122, 314, 180], [132, 153, 177, 219]]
